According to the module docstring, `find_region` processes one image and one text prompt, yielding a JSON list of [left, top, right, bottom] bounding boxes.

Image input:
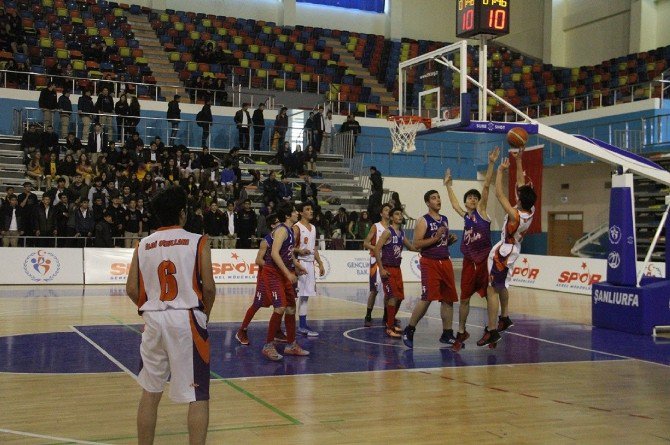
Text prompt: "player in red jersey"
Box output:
[[375, 207, 416, 338], [445, 147, 499, 350]]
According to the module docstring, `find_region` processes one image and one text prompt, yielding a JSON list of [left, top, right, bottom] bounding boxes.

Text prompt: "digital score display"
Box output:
[[456, 0, 510, 39]]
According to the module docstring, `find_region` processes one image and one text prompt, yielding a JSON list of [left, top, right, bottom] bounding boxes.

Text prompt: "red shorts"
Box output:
[[460, 257, 489, 299], [420, 256, 458, 303], [381, 266, 404, 301], [259, 265, 297, 308]]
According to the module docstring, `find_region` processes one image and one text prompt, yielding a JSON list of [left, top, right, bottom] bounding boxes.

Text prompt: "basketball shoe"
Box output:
[[385, 327, 401, 338], [235, 328, 249, 346], [297, 326, 319, 337], [402, 326, 415, 348], [274, 330, 288, 343], [262, 343, 283, 361], [452, 330, 470, 352], [476, 328, 501, 347], [439, 329, 456, 346], [364, 316, 372, 327], [284, 342, 310, 356], [497, 316, 514, 332]]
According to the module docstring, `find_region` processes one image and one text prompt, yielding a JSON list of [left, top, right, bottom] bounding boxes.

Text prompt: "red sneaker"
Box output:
[[385, 327, 401, 338], [235, 328, 249, 346], [284, 342, 310, 356]]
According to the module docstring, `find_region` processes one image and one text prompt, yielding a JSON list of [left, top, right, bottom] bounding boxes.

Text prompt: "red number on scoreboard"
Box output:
[[488, 9, 506, 30], [463, 8, 474, 31]]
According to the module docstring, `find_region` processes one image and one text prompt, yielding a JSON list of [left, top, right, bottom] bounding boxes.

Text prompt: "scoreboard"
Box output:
[[456, 0, 510, 39]]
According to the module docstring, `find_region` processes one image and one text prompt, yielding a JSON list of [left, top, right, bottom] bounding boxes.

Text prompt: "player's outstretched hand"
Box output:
[[443, 169, 452, 187], [510, 145, 525, 160], [499, 157, 510, 171], [447, 233, 458, 246], [489, 146, 500, 163]]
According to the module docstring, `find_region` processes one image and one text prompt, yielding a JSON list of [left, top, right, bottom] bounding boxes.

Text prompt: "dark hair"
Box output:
[[151, 186, 187, 227], [391, 207, 403, 216], [370, 166, 377, 171], [381, 203, 392, 213], [517, 185, 537, 211], [424, 190, 439, 202], [463, 189, 481, 203], [266, 213, 279, 226], [276, 202, 295, 222], [296, 202, 312, 212]]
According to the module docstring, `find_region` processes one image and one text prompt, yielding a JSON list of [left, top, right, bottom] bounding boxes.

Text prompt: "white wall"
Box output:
[[293, 2, 387, 36]]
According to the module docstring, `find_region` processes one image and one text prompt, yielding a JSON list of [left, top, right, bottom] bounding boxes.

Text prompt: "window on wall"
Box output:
[[296, 0, 385, 14]]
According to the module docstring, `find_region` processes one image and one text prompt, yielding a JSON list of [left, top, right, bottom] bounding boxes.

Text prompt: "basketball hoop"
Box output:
[[388, 116, 431, 154]]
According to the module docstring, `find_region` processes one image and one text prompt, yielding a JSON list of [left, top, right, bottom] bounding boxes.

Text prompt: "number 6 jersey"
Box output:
[[136, 226, 208, 312]]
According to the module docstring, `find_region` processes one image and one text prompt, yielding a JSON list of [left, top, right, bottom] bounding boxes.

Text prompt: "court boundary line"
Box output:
[[0, 427, 110, 444], [70, 326, 138, 380]]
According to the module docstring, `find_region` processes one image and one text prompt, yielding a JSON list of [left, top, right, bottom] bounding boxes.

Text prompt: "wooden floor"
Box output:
[[0, 282, 669, 444]]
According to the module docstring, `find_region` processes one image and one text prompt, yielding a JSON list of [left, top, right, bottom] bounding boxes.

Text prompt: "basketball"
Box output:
[[507, 127, 528, 148]]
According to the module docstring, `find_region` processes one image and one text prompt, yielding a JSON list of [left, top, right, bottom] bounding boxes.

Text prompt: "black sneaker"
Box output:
[[439, 329, 456, 345], [476, 328, 501, 347], [497, 316, 514, 332], [402, 326, 415, 348], [364, 316, 372, 327]]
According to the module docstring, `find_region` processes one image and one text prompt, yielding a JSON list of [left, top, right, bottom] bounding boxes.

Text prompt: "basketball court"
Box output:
[[1, 274, 669, 444]]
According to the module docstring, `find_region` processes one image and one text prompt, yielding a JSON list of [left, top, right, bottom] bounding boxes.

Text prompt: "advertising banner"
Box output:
[[0, 248, 83, 284]]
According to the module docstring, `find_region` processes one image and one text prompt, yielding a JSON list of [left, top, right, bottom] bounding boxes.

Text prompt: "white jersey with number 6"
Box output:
[[137, 227, 208, 312], [295, 221, 316, 262]]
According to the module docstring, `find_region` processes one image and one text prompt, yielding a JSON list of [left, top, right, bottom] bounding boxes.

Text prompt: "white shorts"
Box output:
[[487, 240, 521, 289], [138, 309, 210, 403], [297, 261, 317, 296]]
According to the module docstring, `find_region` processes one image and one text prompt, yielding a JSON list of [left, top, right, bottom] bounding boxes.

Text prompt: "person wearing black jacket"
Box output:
[[53, 193, 71, 246], [40, 124, 59, 159], [203, 201, 225, 248], [20, 123, 41, 157], [234, 102, 252, 149], [95, 87, 115, 140], [167, 94, 181, 145], [252, 102, 265, 151], [198, 146, 218, 184], [301, 174, 318, 204], [236, 199, 257, 248], [93, 211, 114, 247], [17, 182, 38, 246], [38, 82, 58, 128], [313, 105, 325, 152], [87, 123, 108, 162], [128, 96, 141, 135], [106, 194, 126, 246], [34, 195, 57, 247], [196, 100, 213, 147], [78, 89, 95, 142], [1, 195, 23, 247], [339, 113, 362, 155], [64, 133, 82, 155], [58, 90, 72, 138], [114, 93, 130, 142], [368, 166, 383, 221], [74, 199, 95, 245], [272, 106, 288, 150]]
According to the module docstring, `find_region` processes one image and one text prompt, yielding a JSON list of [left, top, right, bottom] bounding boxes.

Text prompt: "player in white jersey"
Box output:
[[126, 186, 216, 445], [294, 202, 325, 336], [478, 146, 536, 347], [362, 203, 391, 327]]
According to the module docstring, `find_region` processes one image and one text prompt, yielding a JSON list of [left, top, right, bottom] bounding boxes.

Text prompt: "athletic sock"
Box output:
[[386, 304, 397, 329], [299, 315, 307, 329], [382, 306, 388, 323], [365, 307, 373, 319], [266, 312, 282, 343], [241, 305, 259, 330], [285, 312, 297, 343]]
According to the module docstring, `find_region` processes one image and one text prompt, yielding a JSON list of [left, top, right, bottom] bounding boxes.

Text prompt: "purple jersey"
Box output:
[[421, 213, 450, 260], [460, 209, 492, 263], [264, 224, 295, 271], [381, 226, 404, 267]]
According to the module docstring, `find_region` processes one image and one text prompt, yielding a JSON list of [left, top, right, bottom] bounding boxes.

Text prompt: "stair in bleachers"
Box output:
[[0, 138, 28, 193]]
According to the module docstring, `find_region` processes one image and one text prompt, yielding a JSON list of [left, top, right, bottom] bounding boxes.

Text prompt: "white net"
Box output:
[[388, 117, 427, 153]]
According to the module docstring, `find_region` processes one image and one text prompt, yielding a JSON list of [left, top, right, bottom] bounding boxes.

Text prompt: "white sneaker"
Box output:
[[298, 326, 319, 337]]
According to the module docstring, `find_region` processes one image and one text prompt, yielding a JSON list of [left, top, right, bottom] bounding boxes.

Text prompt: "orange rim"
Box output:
[[388, 115, 432, 128]]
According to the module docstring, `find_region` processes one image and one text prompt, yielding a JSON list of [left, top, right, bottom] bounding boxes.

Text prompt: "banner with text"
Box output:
[[0, 248, 83, 284]]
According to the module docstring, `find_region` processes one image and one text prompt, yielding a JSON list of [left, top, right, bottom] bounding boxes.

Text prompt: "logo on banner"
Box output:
[[409, 254, 421, 279], [23, 250, 61, 282], [643, 264, 664, 278], [607, 251, 621, 269], [627, 236, 634, 245], [511, 257, 540, 284], [557, 262, 602, 291], [315, 254, 331, 280], [347, 256, 372, 277], [608, 226, 621, 245], [592, 289, 639, 307], [212, 252, 259, 279]]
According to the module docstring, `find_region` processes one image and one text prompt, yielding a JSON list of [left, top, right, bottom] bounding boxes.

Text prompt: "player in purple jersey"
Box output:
[[445, 147, 499, 350]]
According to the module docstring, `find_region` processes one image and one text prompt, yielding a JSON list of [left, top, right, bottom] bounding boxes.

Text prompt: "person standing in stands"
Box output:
[[95, 87, 115, 140], [114, 93, 130, 143], [339, 114, 361, 156], [167, 94, 181, 145], [272, 107, 288, 150], [38, 81, 58, 128], [196, 100, 213, 147], [128, 96, 141, 136], [252, 102, 266, 151], [57, 89, 72, 138], [78, 89, 95, 143], [234, 102, 252, 149], [313, 105, 325, 152]]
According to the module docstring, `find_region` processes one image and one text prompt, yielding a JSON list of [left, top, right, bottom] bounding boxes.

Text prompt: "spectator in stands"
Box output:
[[301, 174, 318, 204], [114, 93, 130, 142], [163, 158, 181, 186], [25, 152, 45, 191], [304, 145, 318, 176], [213, 77, 228, 105], [39, 82, 58, 128], [95, 155, 113, 181], [198, 146, 218, 184], [252, 102, 266, 151], [65, 133, 82, 156], [136, 198, 150, 237], [95, 87, 115, 139], [74, 199, 95, 244], [76, 153, 94, 185], [68, 173, 89, 204], [368, 166, 383, 221], [339, 114, 362, 154], [128, 96, 141, 135], [41, 124, 59, 159], [167, 94, 181, 145], [58, 90, 73, 138], [347, 211, 360, 250], [34, 195, 56, 247], [184, 206, 204, 235], [17, 181, 37, 245], [182, 152, 201, 181], [107, 194, 126, 246], [357, 210, 372, 244], [219, 160, 236, 198], [262, 171, 280, 206], [235, 102, 252, 149], [120, 185, 134, 206], [53, 193, 71, 246], [277, 176, 293, 203], [88, 176, 108, 207], [87, 123, 107, 164], [236, 199, 257, 249], [153, 136, 165, 153], [92, 196, 106, 224], [78, 89, 95, 143], [313, 105, 325, 152], [57, 153, 77, 187], [2, 187, 16, 206], [272, 107, 288, 150], [20, 123, 41, 158], [197, 100, 213, 146], [124, 198, 142, 248], [128, 131, 144, 152], [94, 211, 114, 247], [45, 177, 72, 204], [222, 199, 238, 249], [323, 110, 333, 154], [304, 111, 315, 147], [204, 201, 225, 248], [98, 74, 115, 96], [1, 195, 23, 247]]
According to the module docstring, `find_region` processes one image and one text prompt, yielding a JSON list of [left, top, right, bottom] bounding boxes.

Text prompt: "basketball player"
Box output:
[[374, 207, 416, 338], [402, 190, 459, 348], [262, 203, 309, 361], [294, 202, 325, 336], [235, 214, 285, 346], [477, 146, 536, 347], [126, 186, 216, 445], [445, 147, 499, 350], [363, 203, 392, 327]]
